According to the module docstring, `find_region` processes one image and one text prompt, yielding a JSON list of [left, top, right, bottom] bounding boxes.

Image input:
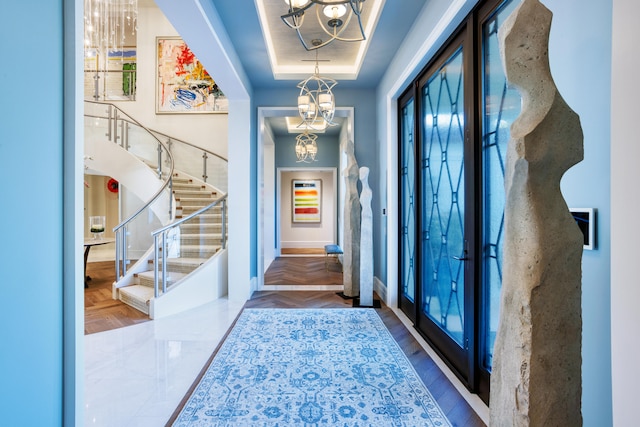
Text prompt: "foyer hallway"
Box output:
[[84, 258, 488, 426]]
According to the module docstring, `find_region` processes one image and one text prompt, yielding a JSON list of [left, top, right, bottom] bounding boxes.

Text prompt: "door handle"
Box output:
[[452, 255, 468, 261]]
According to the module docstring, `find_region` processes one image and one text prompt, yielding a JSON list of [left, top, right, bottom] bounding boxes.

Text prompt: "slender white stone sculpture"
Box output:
[[342, 140, 360, 297], [358, 166, 374, 307], [490, 1, 584, 425]]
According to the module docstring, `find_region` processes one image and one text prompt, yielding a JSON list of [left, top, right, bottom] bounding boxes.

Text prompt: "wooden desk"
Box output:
[[84, 238, 115, 288]]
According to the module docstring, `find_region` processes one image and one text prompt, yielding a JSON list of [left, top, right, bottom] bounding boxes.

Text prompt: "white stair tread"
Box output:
[[175, 198, 217, 203], [174, 190, 214, 196], [137, 270, 188, 282], [153, 257, 208, 266], [119, 285, 154, 301]]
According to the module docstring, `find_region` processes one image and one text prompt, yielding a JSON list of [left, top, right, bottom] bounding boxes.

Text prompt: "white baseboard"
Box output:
[[280, 241, 333, 249], [374, 276, 387, 304], [250, 276, 258, 297]]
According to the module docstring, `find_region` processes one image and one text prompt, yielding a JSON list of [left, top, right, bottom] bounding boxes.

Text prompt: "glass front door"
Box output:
[[417, 42, 471, 377], [397, 0, 519, 401]]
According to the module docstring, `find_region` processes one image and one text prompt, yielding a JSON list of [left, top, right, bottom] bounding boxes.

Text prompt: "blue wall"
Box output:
[[275, 134, 340, 168], [547, 0, 612, 424], [0, 0, 65, 425], [255, 88, 383, 278]]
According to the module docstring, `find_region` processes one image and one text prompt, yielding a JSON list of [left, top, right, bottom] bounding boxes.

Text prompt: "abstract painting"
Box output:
[[156, 37, 227, 113], [292, 179, 321, 223]]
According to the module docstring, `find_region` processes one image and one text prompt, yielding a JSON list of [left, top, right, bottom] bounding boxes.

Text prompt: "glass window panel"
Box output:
[[481, 0, 521, 371], [401, 99, 416, 303], [421, 48, 465, 347]]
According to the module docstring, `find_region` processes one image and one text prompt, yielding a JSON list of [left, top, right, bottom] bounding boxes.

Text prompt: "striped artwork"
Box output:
[[292, 179, 321, 223]]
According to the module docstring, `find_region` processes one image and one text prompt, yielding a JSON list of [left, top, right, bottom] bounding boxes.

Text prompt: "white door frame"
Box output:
[[256, 106, 354, 290]]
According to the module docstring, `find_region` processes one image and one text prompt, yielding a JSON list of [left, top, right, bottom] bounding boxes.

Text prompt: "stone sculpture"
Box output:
[[490, 0, 584, 425], [342, 139, 360, 297], [358, 166, 374, 307]]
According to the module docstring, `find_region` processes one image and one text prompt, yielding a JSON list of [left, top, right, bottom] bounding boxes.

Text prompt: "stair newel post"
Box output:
[[221, 198, 227, 250], [156, 142, 163, 179], [92, 73, 100, 101], [202, 151, 208, 183], [153, 233, 159, 298], [115, 228, 121, 279], [122, 225, 129, 276], [113, 109, 120, 146], [169, 177, 173, 220], [106, 105, 113, 141], [161, 231, 168, 295], [122, 121, 129, 150], [118, 118, 125, 148]]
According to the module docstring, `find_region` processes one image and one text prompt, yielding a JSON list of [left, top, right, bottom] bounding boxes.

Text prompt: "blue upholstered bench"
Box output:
[[324, 244, 343, 271]]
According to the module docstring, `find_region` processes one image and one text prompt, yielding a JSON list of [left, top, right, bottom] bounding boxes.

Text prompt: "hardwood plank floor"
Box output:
[[84, 261, 150, 335]]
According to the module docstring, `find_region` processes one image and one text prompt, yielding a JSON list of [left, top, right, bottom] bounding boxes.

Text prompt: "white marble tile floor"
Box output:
[[84, 297, 245, 427]]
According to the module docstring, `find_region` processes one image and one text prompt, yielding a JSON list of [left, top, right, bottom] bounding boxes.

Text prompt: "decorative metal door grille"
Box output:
[[401, 99, 416, 303], [420, 48, 466, 346], [481, 0, 521, 370]]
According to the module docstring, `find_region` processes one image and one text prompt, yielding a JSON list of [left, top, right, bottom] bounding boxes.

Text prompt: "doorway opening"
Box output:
[[257, 106, 354, 290]]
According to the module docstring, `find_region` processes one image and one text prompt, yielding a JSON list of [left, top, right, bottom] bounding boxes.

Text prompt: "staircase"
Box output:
[[117, 171, 227, 316]]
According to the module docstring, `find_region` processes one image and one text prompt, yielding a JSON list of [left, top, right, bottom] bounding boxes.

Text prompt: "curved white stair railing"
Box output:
[[84, 101, 229, 319]]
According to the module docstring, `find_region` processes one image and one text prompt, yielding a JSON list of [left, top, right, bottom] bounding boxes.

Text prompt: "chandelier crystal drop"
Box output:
[[84, 0, 138, 59], [295, 132, 319, 163], [84, 0, 138, 100], [281, 0, 366, 51]]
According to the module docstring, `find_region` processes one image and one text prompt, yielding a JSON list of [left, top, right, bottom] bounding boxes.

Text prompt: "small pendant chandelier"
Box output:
[[297, 41, 337, 130], [295, 131, 319, 163]]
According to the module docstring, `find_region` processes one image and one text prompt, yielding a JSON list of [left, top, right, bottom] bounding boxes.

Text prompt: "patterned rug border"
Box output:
[[168, 307, 453, 427], [165, 309, 245, 426]]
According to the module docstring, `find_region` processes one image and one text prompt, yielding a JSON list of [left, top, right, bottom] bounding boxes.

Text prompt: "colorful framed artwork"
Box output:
[[570, 208, 596, 250], [156, 37, 227, 114], [292, 179, 322, 223]]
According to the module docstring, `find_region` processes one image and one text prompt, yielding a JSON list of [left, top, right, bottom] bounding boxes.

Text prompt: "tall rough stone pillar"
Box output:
[[342, 139, 360, 297], [358, 166, 374, 307], [490, 0, 584, 426]]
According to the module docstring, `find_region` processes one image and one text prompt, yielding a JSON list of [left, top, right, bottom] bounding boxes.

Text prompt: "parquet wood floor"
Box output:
[[84, 261, 150, 335], [280, 247, 325, 255], [264, 256, 343, 286]]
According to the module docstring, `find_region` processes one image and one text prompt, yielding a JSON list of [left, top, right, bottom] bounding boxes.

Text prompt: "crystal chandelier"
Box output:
[[84, 0, 138, 58], [281, 0, 366, 51], [84, 0, 138, 99], [297, 43, 337, 130], [295, 131, 319, 163]]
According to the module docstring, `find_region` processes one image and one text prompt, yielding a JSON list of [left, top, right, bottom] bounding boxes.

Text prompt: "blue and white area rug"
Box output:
[[172, 308, 452, 427]]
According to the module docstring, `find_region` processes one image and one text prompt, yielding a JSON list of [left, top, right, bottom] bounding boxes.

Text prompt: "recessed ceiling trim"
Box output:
[[285, 116, 327, 133], [255, 0, 386, 81]]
